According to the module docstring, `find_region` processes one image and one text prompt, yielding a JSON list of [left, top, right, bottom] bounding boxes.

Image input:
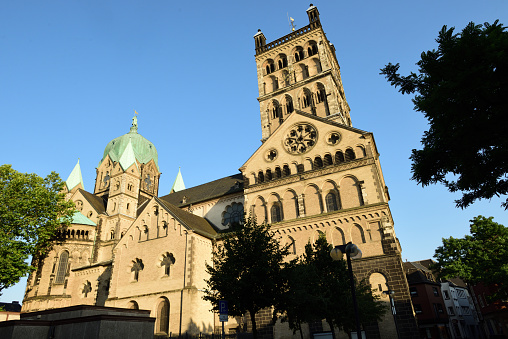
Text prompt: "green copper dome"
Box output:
[[100, 119, 159, 170]]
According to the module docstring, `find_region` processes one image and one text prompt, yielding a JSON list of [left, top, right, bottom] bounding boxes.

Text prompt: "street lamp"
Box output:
[[330, 242, 363, 339]]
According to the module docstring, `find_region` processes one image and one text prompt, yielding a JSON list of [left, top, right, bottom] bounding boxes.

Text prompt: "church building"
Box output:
[[22, 5, 418, 339]]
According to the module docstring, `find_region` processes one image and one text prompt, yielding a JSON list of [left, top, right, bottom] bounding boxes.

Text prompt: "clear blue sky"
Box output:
[[1, 0, 507, 303]]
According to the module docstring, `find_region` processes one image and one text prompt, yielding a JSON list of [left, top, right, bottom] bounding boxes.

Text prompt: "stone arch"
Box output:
[[351, 224, 366, 244], [155, 297, 170, 335], [282, 94, 294, 115], [345, 148, 356, 161], [286, 236, 296, 254], [55, 250, 69, 284], [304, 40, 318, 57], [263, 58, 275, 75], [332, 227, 346, 246], [275, 53, 288, 70], [292, 46, 305, 62], [303, 184, 322, 216], [304, 158, 313, 171], [310, 57, 322, 76], [282, 189, 299, 220], [268, 193, 283, 223], [127, 300, 139, 310], [369, 272, 389, 298], [298, 87, 312, 109], [339, 176, 364, 209], [312, 230, 325, 244], [323, 153, 333, 166], [355, 144, 367, 158], [253, 196, 267, 224]]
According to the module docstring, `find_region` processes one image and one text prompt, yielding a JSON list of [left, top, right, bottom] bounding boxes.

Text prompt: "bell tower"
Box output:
[[254, 4, 352, 141]]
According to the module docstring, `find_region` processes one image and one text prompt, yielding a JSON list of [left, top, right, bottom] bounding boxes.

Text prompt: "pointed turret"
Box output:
[[170, 168, 185, 193], [66, 159, 84, 192]]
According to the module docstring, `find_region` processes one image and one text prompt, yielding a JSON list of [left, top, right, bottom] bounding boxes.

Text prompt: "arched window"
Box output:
[[258, 171, 264, 183], [55, 251, 69, 284], [156, 298, 170, 335], [317, 87, 326, 103], [325, 193, 339, 212], [131, 258, 144, 281], [335, 151, 345, 163], [288, 237, 296, 254], [345, 149, 356, 161], [271, 204, 282, 223], [324, 154, 333, 166], [266, 169, 273, 181], [314, 156, 323, 168], [284, 96, 294, 114], [222, 202, 244, 226], [275, 167, 282, 178], [128, 300, 139, 310], [110, 230, 115, 240], [282, 165, 291, 177], [161, 253, 175, 276]]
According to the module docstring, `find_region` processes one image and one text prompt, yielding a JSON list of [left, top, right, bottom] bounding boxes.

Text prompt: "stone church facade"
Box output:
[[22, 5, 419, 339]]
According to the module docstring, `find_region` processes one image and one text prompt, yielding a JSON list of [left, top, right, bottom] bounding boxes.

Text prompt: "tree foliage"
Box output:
[[204, 217, 290, 339], [433, 215, 508, 299], [380, 21, 508, 208], [275, 236, 385, 338], [0, 165, 75, 294]]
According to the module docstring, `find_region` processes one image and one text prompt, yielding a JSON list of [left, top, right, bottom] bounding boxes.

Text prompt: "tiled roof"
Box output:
[[78, 189, 106, 214], [157, 198, 217, 238], [160, 173, 243, 207]]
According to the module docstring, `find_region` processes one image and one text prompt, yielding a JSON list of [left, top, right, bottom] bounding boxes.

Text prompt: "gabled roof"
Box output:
[[160, 173, 243, 207], [66, 159, 84, 191], [157, 197, 217, 238], [241, 110, 371, 168], [77, 189, 106, 214], [71, 211, 96, 226]]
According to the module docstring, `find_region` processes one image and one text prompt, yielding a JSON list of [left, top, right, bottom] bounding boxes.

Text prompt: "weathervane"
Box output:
[[132, 110, 138, 128], [288, 13, 296, 32]]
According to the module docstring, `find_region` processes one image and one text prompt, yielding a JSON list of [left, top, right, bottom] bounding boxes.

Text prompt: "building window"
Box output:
[[271, 204, 282, 223], [157, 298, 170, 335], [433, 287, 439, 297], [410, 287, 418, 297], [55, 251, 69, 284], [325, 193, 339, 212], [345, 149, 356, 161], [448, 306, 455, 315], [461, 306, 471, 315], [443, 290, 450, 299], [433, 303, 444, 315], [161, 252, 175, 276], [335, 151, 345, 163], [414, 304, 422, 314], [221, 202, 244, 227], [282, 165, 290, 176], [131, 258, 144, 281]]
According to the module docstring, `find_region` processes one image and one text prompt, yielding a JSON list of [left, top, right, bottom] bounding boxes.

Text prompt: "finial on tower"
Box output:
[[287, 13, 296, 32], [131, 110, 138, 133]]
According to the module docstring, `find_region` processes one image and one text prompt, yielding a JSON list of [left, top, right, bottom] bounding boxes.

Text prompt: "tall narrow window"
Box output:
[[161, 253, 175, 276], [157, 298, 170, 335], [271, 204, 282, 223], [55, 251, 69, 284], [325, 193, 339, 212], [131, 258, 144, 281], [282, 165, 290, 176]]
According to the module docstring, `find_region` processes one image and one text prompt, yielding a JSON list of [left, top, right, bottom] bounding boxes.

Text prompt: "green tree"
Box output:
[[203, 217, 290, 339], [0, 165, 75, 294], [275, 237, 385, 339], [380, 21, 508, 208], [433, 216, 508, 299]]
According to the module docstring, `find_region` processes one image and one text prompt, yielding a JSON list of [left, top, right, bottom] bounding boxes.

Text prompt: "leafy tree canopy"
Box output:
[[203, 217, 290, 339], [433, 215, 508, 299], [0, 165, 75, 294], [380, 21, 508, 208], [275, 236, 385, 338]]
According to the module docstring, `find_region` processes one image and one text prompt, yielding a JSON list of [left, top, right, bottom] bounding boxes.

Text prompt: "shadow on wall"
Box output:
[[95, 266, 112, 306]]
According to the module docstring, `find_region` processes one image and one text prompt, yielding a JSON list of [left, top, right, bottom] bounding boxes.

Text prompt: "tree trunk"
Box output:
[[298, 323, 304, 339], [249, 310, 258, 339], [326, 319, 336, 339]]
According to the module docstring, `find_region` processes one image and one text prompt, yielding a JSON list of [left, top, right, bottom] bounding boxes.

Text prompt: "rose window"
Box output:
[[283, 123, 318, 154]]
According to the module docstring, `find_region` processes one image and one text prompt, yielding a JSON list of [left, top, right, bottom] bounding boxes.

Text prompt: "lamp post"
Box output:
[[330, 242, 363, 339], [383, 290, 400, 339]]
